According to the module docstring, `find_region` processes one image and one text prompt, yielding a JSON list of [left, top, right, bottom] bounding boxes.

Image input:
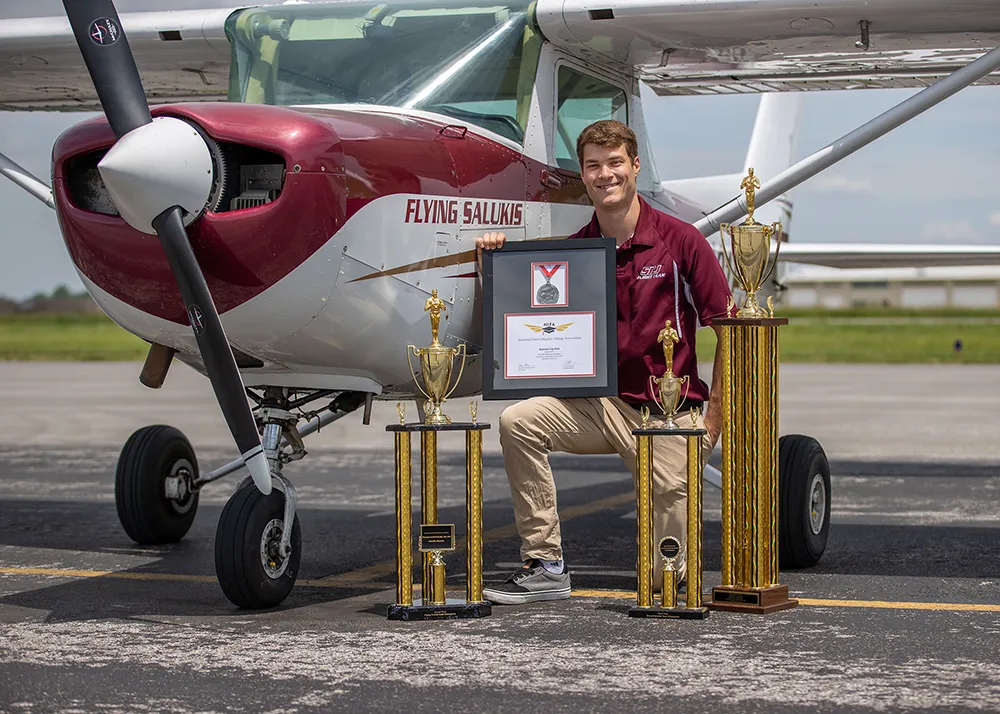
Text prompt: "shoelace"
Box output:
[[508, 568, 537, 584]]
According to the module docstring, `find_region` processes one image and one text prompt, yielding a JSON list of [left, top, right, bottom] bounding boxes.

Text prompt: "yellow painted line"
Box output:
[[0, 567, 388, 590], [571, 589, 1000, 613], [4, 569, 999, 612], [319, 490, 636, 586], [573, 588, 634, 600], [797, 597, 1000, 612]]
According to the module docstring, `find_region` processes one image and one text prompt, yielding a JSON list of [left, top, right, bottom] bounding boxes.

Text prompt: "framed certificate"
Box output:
[[482, 237, 617, 400]]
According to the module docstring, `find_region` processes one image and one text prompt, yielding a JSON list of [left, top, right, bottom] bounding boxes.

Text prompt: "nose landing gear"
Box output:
[[214, 478, 302, 609]]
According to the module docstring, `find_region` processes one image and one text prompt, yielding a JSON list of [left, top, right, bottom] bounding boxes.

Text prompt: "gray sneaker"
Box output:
[[483, 560, 572, 604]]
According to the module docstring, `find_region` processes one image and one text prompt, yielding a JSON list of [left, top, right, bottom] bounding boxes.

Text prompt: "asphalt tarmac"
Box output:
[[1, 362, 999, 713]]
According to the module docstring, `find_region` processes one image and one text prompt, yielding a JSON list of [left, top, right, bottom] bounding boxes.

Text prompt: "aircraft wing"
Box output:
[[534, 0, 1000, 95], [0, 7, 238, 111], [774, 243, 1000, 269]]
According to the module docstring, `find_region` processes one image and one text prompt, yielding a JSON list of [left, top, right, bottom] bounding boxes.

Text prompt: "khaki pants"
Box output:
[[498, 396, 711, 584]]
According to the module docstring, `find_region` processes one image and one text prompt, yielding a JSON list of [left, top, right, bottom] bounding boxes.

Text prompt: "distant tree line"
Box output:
[[0, 285, 98, 314]]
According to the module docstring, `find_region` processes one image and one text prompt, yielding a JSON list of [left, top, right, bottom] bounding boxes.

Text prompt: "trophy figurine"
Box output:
[[718, 168, 783, 318], [649, 319, 690, 428], [407, 289, 468, 424]]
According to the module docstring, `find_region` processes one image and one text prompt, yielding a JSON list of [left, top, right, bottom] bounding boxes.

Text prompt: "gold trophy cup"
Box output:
[[649, 319, 689, 428], [719, 168, 783, 318], [407, 289, 467, 424]]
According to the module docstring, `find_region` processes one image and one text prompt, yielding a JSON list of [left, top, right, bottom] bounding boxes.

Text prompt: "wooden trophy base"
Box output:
[[708, 584, 798, 614]]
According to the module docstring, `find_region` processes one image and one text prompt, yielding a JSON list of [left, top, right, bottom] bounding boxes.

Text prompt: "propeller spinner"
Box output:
[[62, 0, 272, 494]]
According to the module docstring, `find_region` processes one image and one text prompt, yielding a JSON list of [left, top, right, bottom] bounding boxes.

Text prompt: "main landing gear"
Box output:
[[114, 388, 368, 609], [778, 434, 831, 569]]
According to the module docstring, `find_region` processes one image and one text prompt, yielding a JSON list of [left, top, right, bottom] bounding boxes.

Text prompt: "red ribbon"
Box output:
[[538, 263, 561, 279]]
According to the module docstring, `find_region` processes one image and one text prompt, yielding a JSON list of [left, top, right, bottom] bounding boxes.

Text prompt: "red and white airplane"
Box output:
[[2, 0, 999, 608]]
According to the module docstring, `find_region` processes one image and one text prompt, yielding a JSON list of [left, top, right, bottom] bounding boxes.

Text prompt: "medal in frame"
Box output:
[[531, 261, 568, 308]]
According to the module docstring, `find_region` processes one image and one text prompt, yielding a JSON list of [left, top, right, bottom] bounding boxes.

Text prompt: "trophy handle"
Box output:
[[406, 345, 432, 401], [717, 224, 742, 289], [761, 221, 783, 286], [443, 343, 468, 401], [649, 374, 664, 412]]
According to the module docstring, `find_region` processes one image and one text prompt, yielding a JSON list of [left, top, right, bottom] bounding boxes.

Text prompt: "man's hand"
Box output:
[[704, 407, 722, 447], [704, 323, 725, 448], [476, 231, 506, 273]]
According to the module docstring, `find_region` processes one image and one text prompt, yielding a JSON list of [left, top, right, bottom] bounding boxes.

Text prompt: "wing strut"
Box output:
[[0, 151, 54, 209], [695, 44, 1000, 238]]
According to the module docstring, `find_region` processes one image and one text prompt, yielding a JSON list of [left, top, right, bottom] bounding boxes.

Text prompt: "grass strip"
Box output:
[[1, 310, 998, 363]]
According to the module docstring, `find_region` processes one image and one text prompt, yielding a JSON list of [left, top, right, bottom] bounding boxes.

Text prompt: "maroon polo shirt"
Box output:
[[570, 197, 733, 404]]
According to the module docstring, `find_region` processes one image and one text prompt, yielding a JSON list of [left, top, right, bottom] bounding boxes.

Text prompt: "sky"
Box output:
[[0, 84, 998, 300]]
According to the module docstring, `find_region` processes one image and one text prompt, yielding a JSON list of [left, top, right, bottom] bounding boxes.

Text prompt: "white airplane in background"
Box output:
[[1, 0, 999, 609]]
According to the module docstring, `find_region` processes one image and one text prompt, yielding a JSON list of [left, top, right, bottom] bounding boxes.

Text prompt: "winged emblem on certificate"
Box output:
[[525, 322, 574, 334]]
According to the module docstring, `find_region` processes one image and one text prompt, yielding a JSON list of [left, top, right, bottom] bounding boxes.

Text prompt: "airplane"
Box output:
[[2, 0, 999, 609]]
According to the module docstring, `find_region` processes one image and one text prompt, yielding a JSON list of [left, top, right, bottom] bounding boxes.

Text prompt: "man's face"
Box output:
[[581, 142, 640, 212]]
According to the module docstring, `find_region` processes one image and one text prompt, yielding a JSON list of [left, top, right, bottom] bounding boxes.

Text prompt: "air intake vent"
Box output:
[[231, 189, 279, 210], [231, 345, 264, 368], [230, 162, 284, 210], [65, 150, 118, 216]]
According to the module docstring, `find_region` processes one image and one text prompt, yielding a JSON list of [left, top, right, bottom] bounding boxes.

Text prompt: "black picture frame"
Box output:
[[481, 237, 617, 400]]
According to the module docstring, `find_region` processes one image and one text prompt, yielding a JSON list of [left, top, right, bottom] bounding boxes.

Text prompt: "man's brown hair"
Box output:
[[576, 120, 638, 169]]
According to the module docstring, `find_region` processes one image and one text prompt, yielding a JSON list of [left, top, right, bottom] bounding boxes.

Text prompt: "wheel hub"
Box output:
[[260, 518, 290, 579], [164, 458, 195, 515], [808, 473, 826, 535]]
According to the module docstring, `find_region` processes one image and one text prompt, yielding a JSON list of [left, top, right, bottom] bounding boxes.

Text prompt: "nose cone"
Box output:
[[98, 116, 214, 234]]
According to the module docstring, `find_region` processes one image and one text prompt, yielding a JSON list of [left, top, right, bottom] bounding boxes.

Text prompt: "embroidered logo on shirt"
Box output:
[[637, 265, 667, 280]]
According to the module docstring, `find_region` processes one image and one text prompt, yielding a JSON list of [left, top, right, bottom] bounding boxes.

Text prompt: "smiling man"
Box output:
[[477, 120, 733, 605]]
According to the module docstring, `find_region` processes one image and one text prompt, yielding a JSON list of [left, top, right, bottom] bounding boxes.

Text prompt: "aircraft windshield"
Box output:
[[227, 1, 542, 144]]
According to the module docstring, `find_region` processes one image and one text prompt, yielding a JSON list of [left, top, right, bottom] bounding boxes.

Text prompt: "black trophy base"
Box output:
[[628, 605, 710, 620], [708, 584, 799, 614], [386, 598, 492, 621]]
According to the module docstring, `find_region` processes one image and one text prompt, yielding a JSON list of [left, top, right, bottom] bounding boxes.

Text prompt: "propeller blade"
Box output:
[[152, 208, 272, 494], [61, 0, 151, 139], [62, 0, 271, 494]]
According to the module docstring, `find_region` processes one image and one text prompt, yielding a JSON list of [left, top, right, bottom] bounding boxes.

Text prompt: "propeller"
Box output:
[[62, 0, 272, 494]]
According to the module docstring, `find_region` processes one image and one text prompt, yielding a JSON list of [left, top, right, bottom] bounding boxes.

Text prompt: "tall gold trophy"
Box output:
[[629, 320, 709, 620], [387, 291, 491, 620], [708, 169, 798, 614]]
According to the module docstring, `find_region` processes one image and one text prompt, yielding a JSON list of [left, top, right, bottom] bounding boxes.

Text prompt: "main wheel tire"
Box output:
[[115, 425, 200, 544], [778, 434, 831, 569], [215, 482, 301, 609]]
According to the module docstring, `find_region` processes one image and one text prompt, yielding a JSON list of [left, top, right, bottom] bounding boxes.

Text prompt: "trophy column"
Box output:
[[629, 421, 709, 620], [708, 318, 798, 613], [386, 416, 492, 621]]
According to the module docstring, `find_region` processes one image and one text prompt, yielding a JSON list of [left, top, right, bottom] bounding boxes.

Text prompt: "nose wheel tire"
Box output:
[[215, 481, 301, 609], [115, 425, 200, 545], [778, 434, 831, 569]]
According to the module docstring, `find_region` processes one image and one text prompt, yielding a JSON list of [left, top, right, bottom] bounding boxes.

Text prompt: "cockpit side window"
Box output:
[[554, 66, 628, 172]]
